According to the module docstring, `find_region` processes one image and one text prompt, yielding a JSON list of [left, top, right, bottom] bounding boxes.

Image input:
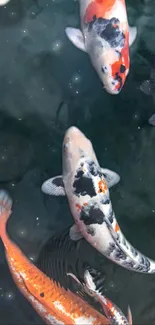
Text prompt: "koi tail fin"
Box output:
[[0, 190, 12, 237]]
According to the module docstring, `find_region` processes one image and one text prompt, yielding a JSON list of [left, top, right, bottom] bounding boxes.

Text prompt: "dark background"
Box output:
[[0, 0, 155, 324]]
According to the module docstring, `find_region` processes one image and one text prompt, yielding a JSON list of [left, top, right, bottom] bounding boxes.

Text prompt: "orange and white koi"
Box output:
[[42, 126, 155, 274], [0, 189, 110, 325], [65, 0, 137, 94], [68, 270, 133, 325]]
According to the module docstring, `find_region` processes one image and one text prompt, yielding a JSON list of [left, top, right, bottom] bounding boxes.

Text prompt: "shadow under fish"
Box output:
[[36, 226, 108, 295], [36, 225, 133, 324]]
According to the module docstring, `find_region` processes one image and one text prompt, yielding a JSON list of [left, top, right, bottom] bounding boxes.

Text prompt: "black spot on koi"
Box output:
[[80, 205, 104, 225], [86, 15, 125, 49], [73, 169, 96, 197]]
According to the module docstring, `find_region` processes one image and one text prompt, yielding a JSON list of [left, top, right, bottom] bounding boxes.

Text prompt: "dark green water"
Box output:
[[0, 0, 155, 324]]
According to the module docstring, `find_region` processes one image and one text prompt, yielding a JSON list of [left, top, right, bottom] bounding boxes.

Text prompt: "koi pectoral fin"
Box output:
[[86, 268, 105, 295], [65, 27, 87, 52], [127, 305, 133, 325], [67, 272, 81, 284], [83, 270, 106, 303], [69, 224, 83, 241], [41, 176, 65, 196], [101, 168, 120, 188], [129, 25, 137, 46], [67, 272, 96, 300]]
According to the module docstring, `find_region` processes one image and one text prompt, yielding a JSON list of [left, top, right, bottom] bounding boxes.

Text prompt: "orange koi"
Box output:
[[0, 190, 109, 325]]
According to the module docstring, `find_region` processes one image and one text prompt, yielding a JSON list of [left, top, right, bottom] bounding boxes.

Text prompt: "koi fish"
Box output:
[[67, 270, 133, 325], [42, 126, 155, 274], [0, 189, 109, 325], [65, 0, 137, 94], [140, 56, 155, 126]]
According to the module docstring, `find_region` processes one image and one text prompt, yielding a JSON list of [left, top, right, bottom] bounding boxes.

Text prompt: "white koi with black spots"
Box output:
[[41, 126, 155, 274]]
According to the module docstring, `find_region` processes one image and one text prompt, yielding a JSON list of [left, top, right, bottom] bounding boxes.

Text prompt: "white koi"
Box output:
[[41, 126, 155, 274]]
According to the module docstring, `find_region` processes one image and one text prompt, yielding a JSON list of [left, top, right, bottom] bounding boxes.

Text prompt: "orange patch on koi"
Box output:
[[98, 180, 107, 194], [84, 0, 126, 23], [75, 203, 82, 211], [107, 300, 113, 310], [114, 222, 120, 232], [106, 302, 115, 316], [76, 203, 88, 211], [111, 31, 129, 91], [84, 0, 116, 23]]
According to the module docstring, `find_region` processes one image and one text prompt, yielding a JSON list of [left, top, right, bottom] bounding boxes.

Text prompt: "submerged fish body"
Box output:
[[42, 126, 155, 274], [36, 225, 109, 296], [65, 0, 137, 94], [140, 58, 155, 125], [0, 190, 109, 325]]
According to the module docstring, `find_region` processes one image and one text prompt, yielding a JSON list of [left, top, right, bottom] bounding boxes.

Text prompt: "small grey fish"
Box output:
[[140, 59, 155, 126]]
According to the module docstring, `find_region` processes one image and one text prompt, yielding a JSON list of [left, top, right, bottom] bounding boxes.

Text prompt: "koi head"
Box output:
[[88, 33, 130, 94], [62, 126, 98, 180], [100, 49, 129, 94], [62, 126, 109, 217]]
